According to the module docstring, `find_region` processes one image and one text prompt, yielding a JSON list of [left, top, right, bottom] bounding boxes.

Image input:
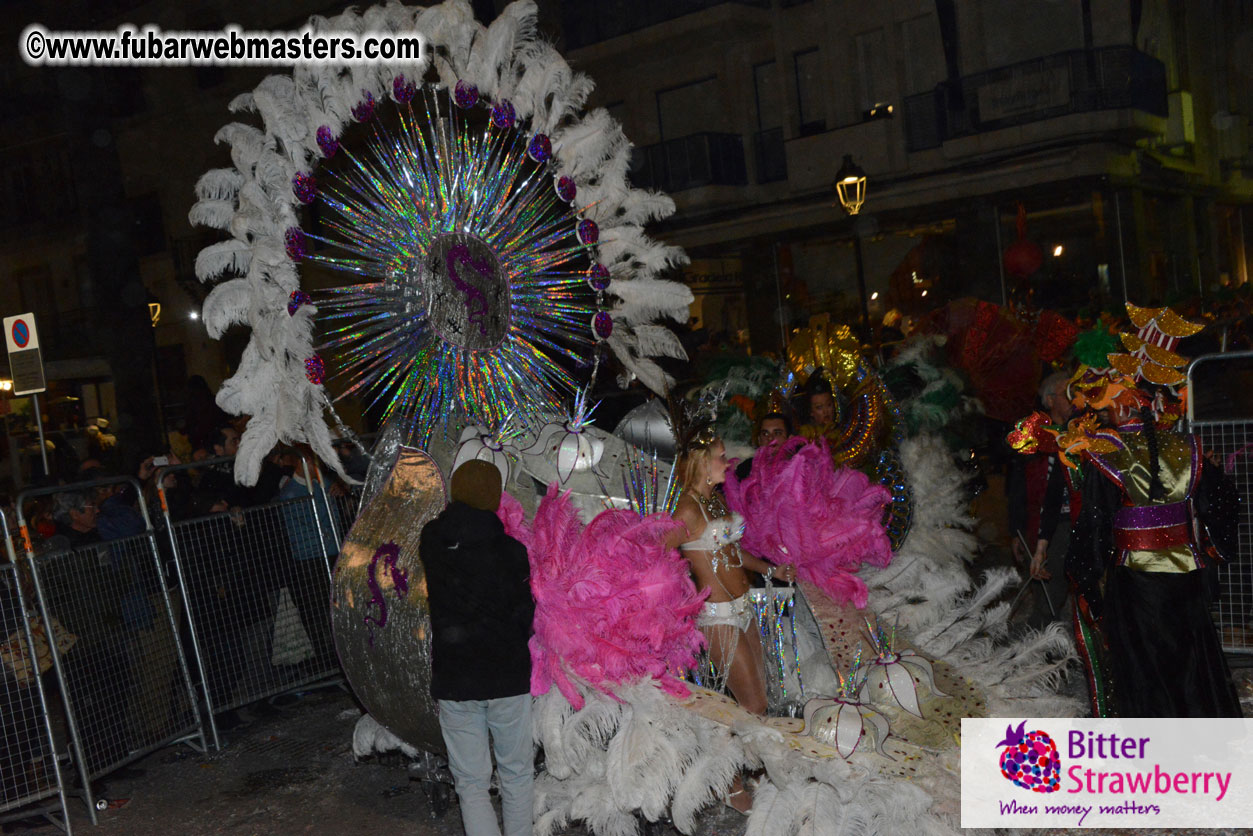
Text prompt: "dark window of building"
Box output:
[[129, 194, 166, 257], [901, 15, 945, 95], [854, 28, 891, 113], [794, 48, 825, 135], [754, 61, 781, 130], [754, 61, 786, 183], [657, 77, 726, 139]]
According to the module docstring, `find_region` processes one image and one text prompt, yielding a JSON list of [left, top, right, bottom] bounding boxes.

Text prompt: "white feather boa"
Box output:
[[189, 0, 692, 485]]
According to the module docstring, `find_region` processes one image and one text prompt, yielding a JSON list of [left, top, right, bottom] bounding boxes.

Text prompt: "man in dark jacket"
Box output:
[[420, 460, 534, 836]]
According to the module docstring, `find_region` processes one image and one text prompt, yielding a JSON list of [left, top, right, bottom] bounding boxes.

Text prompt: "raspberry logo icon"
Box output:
[[996, 720, 1060, 793]]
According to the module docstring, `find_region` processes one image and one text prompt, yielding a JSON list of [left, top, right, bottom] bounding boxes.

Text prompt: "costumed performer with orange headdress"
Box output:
[[1062, 305, 1241, 717]]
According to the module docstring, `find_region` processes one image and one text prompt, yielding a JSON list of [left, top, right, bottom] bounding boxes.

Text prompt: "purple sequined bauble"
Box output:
[[592, 311, 614, 340], [284, 228, 307, 262], [316, 125, 338, 158], [305, 354, 326, 385], [587, 264, 610, 291], [556, 176, 577, 203], [393, 75, 417, 103], [577, 219, 599, 245], [351, 92, 376, 122], [288, 290, 313, 316], [527, 134, 552, 163], [454, 80, 479, 109], [292, 172, 317, 205], [491, 100, 516, 129]]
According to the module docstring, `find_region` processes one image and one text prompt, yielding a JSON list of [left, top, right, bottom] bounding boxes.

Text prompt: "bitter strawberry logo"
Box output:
[[996, 720, 1061, 793]]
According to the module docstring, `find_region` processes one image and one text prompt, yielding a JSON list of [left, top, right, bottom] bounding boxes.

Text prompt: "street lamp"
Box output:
[[833, 154, 870, 331], [833, 154, 867, 216]]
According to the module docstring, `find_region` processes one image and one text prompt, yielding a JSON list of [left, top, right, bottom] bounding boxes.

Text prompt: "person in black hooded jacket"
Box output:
[[420, 460, 534, 836]]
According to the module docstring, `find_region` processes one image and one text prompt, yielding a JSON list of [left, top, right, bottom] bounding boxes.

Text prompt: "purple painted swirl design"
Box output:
[[446, 243, 493, 337], [363, 542, 410, 648]]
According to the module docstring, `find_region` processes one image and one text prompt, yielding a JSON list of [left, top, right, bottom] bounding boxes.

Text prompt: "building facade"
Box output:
[[557, 0, 1253, 354]]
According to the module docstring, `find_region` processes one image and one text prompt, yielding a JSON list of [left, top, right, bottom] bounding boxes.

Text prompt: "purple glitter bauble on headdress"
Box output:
[[587, 264, 610, 291], [491, 100, 516, 129], [577, 219, 599, 245], [292, 172, 317, 205], [527, 134, 552, 163], [556, 176, 577, 203], [288, 290, 313, 316], [454, 80, 479, 109], [592, 311, 614, 340], [316, 126, 338, 158], [351, 92, 376, 122], [305, 354, 326, 385], [393, 75, 417, 103], [284, 228, 308, 262]]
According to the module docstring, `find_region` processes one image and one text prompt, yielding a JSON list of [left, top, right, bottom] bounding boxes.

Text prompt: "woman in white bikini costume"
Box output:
[[666, 425, 796, 716]]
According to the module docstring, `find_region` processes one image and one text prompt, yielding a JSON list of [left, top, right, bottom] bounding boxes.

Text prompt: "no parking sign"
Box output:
[[3, 313, 46, 396]]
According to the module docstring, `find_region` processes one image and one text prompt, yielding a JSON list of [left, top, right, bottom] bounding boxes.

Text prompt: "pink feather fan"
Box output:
[[724, 437, 892, 609], [498, 486, 708, 709]]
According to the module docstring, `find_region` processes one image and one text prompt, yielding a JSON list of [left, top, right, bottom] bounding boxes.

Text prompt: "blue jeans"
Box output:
[[438, 695, 534, 836]]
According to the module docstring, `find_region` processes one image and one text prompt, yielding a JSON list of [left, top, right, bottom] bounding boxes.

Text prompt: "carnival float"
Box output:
[[190, 3, 1078, 833]]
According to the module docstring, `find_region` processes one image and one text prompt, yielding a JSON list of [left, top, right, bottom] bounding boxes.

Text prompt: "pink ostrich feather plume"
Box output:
[[498, 485, 708, 709], [724, 437, 892, 608]]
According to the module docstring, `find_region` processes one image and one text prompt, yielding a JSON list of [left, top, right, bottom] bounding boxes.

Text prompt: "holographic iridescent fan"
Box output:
[[311, 88, 597, 441], [190, 1, 691, 485]]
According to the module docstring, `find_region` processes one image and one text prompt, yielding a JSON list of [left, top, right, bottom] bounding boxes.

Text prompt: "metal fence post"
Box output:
[[1186, 351, 1253, 654], [0, 508, 73, 834], [154, 468, 220, 752]]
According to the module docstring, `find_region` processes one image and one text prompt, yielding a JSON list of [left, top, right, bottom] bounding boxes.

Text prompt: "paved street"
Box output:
[[5, 680, 1252, 836]]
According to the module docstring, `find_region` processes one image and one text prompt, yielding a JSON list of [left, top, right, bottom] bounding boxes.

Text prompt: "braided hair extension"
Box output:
[[1139, 405, 1165, 501]]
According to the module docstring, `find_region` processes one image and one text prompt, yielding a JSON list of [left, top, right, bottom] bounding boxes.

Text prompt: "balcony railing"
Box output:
[[563, 0, 768, 49], [903, 46, 1168, 151], [634, 133, 748, 193]]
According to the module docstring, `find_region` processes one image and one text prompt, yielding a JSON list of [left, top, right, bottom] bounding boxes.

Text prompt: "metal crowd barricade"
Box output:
[[155, 456, 342, 750], [1186, 351, 1253, 654], [17, 478, 206, 824], [0, 509, 72, 834]]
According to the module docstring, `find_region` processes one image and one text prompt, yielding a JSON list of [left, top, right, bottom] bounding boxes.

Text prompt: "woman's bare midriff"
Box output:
[[686, 549, 751, 602]]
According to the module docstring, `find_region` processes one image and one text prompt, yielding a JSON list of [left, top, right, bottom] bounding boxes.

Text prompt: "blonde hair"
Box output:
[[676, 439, 723, 490]]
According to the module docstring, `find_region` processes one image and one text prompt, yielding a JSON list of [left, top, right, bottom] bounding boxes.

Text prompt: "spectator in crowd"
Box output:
[[1007, 371, 1079, 629], [332, 438, 370, 482], [275, 446, 339, 667], [734, 411, 795, 481], [198, 426, 282, 508], [420, 460, 535, 836], [51, 491, 100, 548]]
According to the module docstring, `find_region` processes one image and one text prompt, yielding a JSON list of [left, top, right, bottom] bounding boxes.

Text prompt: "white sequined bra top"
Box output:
[[680, 493, 745, 571]]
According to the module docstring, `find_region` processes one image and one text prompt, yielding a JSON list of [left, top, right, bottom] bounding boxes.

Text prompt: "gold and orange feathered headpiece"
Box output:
[[1069, 302, 1202, 415], [1010, 302, 1203, 467], [1106, 303, 1204, 387]]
